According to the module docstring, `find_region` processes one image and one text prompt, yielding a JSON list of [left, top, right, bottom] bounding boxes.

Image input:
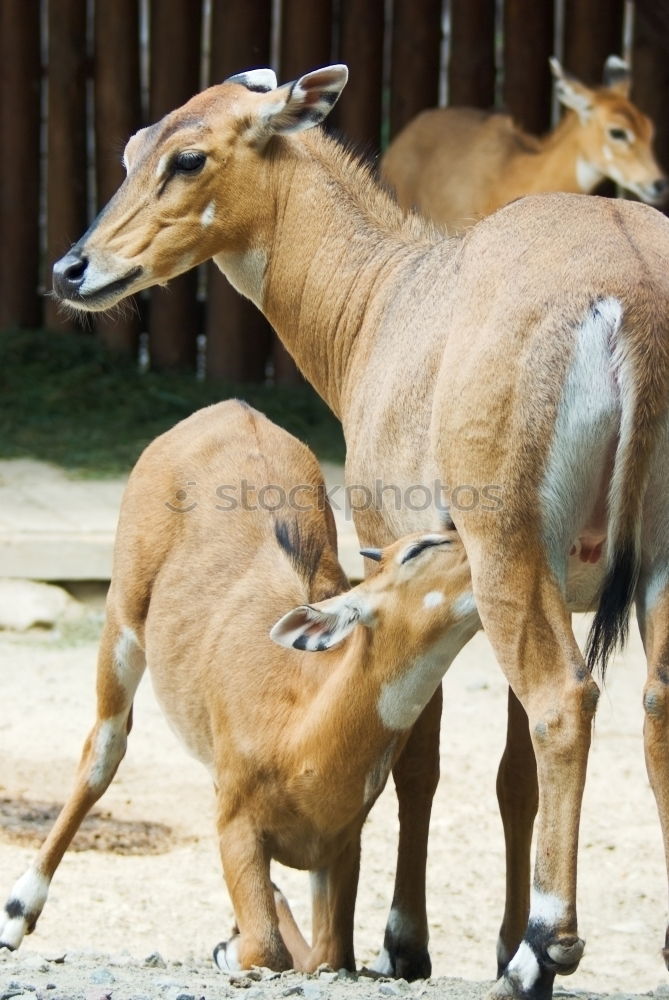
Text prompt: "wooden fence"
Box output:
[[1, 0, 668, 382]]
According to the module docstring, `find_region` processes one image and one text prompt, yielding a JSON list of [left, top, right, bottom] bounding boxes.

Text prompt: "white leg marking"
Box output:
[[87, 713, 129, 790], [529, 887, 567, 926], [506, 940, 541, 990], [113, 626, 145, 695], [0, 868, 50, 949], [370, 946, 394, 975]]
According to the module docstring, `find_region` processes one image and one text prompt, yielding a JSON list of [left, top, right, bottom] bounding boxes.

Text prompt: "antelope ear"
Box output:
[[252, 64, 348, 141], [270, 591, 368, 652], [602, 55, 631, 97], [226, 68, 278, 93], [550, 57, 593, 122]]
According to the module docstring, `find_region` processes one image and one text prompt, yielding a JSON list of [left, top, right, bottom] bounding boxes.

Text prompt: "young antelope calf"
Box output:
[[0, 400, 478, 972]]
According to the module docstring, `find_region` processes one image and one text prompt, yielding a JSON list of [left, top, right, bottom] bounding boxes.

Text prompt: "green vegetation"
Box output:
[[0, 329, 345, 476]]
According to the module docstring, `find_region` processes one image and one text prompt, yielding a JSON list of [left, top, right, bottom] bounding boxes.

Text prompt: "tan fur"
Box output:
[[0, 400, 476, 973], [380, 66, 666, 234], [45, 66, 669, 996]]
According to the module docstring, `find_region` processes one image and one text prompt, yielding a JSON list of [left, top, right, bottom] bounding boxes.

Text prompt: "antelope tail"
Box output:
[[586, 300, 669, 676]]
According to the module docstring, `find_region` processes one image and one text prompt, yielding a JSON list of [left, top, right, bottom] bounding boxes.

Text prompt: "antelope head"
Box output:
[[550, 55, 668, 205], [271, 531, 478, 655], [52, 65, 349, 311]]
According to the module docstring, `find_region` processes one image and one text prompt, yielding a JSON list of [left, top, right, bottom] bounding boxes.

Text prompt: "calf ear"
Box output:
[[226, 68, 278, 93], [550, 57, 593, 122], [270, 592, 364, 652], [251, 64, 348, 142], [602, 55, 631, 97]]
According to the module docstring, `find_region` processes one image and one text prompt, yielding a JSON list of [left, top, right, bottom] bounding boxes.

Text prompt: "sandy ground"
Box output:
[[1, 606, 668, 999]]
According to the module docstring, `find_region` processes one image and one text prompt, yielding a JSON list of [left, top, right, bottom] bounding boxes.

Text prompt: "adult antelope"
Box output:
[[0, 400, 478, 972], [43, 65, 669, 999], [381, 56, 668, 234]]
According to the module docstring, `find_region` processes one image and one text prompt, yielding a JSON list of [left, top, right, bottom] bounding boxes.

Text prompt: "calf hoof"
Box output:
[[213, 936, 242, 974], [371, 937, 431, 981]]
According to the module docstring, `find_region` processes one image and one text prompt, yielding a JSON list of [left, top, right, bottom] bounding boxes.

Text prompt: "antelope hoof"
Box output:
[[213, 935, 243, 973], [544, 936, 584, 975], [487, 967, 555, 1000]]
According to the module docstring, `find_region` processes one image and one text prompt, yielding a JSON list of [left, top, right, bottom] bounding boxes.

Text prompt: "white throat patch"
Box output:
[[576, 157, 604, 192], [214, 249, 268, 306]]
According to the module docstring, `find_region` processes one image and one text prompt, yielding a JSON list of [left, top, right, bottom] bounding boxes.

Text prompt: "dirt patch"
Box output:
[[0, 797, 175, 854]]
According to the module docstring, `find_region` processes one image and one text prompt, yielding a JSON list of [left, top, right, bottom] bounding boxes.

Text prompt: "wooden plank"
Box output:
[[503, 0, 554, 133], [563, 0, 625, 81], [147, 0, 202, 370], [280, 0, 333, 82], [563, 0, 624, 201], [45, 0, 88, 332], [94, 0, 142, 355], [0, 0, 42, 329], [336, 0, 385, 152], [274, 0, 334, 385], [205, 0, 273, 381], [448, 0, 496, 110], [632, 3, 669, 194], [389, 0, 442, 138]]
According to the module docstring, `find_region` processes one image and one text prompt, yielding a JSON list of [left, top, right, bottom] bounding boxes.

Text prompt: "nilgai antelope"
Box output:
[[381, 55, 668, 234], [44, 64, 669, 999], [0, 400, 478, 972]]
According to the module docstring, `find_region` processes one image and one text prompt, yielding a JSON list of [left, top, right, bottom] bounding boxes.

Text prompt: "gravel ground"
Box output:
[[1, 609, 669, 1000]]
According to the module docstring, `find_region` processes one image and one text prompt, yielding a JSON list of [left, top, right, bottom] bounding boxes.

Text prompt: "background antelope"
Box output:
[[44, 65, 669, 999], [381, 55, 667, 234], [0, 400, 478, 973]]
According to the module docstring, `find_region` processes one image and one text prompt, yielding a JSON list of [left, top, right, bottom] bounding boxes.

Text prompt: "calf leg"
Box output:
[[0, 620, 145, 949], [307, 836, 361, 972], [495, 688, 539, 975], [637, 581, 669, 967], [372, 686, 442, 980], [214, 813, 292, 972]]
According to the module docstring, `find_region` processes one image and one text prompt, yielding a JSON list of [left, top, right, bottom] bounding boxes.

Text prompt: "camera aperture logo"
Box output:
[[164, 479, 503, 517]]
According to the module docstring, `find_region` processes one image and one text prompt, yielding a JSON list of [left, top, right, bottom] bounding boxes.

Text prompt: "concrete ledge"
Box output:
[[0, 459, 363, 583]]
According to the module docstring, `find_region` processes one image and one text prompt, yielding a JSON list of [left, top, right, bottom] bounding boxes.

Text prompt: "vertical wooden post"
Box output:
[[389, 0, 442, 139], [274, 0, 334, 385], [563, 0, 624, 200], [45, 0, 88, 332], [632, 3, 669, 190], [148, 0, 202, 370], [503, 0, 554, 133], [0, 0, 42, 330], [448, 0, 496, 109], [563, 0, 624, 81], [94, 0, 142, 356], [205, 0, 272, 382], [335, 0, 385, 153]]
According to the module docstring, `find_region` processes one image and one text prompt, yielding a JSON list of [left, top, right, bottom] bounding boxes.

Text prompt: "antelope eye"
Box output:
[[174, 150, 206, 173], [608, 127, 629, 142]]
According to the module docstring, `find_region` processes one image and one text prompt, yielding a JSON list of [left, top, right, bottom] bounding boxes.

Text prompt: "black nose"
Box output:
[[53, 249, 89, 300], [652, 178, 669, 201]]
